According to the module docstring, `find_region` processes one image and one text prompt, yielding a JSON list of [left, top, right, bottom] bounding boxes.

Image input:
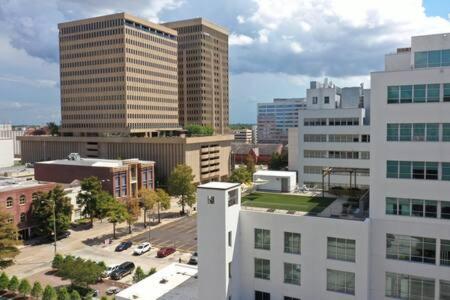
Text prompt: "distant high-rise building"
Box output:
[[163, 18, 229, 134], [58, 13, 180, 137], [257, 98, 306, 144]]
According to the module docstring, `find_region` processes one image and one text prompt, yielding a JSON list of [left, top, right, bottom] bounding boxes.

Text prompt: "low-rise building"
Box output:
[[34, 155, 155, 200], [253, 170, 297, 192], [0, 139, 14, 168], [0, 124, 25, 157], [231, 143, 283, 165], [233, 129, 253, 144]]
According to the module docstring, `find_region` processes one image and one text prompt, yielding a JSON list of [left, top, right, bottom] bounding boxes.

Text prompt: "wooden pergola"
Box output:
[[321, 167, 370, 199]]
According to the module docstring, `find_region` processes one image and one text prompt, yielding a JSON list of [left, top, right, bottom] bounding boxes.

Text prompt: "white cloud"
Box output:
[[289, 41, 303, 54], [229, 33, 254, 46], [237, 15, 246, 24], [258, 29, 269, 43]]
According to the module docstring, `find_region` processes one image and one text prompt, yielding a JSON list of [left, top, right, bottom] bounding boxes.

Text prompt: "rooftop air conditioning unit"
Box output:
[[67, 153, 81, 161]]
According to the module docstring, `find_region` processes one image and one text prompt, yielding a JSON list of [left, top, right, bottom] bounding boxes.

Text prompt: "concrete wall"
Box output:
[[0, 139, 14, 168]]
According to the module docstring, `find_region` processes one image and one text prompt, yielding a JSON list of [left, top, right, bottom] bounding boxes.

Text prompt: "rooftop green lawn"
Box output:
[[242, 192, 335, 214]]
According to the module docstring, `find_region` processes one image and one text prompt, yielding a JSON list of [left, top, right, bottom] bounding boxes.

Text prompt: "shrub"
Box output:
[[8, 275, 19, 292], [18, 279, 31, 296], [31, 282, 43, 298], [0, 272, 9, 290]]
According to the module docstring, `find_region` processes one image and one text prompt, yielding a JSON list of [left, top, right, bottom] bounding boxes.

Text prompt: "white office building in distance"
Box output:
[[257, 98, 306, 144], [234, 129, 254, 144], [290, 80, 371, 189]]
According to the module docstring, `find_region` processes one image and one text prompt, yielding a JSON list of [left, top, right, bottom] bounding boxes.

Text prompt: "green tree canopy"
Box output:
[[57, 255, 105, 288], [96, 191, 117, 221], [185, 125, 214, 136], [229, 167, 251, 184], [76, 177, 103, 226], [126, 198, 140, 234], [0, 209, 20, 268], [43, 285, 57, 300], [138, 188, 157, 227], [106, 202, 128, 239], [57, 287, 70, 300], [18, 278, 31, 296], [31, 281, 43, 298], [0, 272, 9, 290], [168, 164, 196, 214], [268, 152, 288, 170], [52, 254, 64, 269], [70, 290, 81, 300], [8, 275, 19, 292], [155, 189, 171, 223], [31, 186, 73, 238]]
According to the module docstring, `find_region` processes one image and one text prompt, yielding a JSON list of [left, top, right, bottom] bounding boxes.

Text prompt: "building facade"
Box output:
[[162, 19, 229, 134], [58, 13, 180, 137], [0, 139, 14, 168], [233, 129, 253, 144], [257, 98, 306, 144], [370, 33, 450, 300], [288, 80, 370, 188], [0, 124, 25, 157], [35, 156, 155, 200]]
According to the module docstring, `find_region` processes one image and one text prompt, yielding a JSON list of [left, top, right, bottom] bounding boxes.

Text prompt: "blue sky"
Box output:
[[0, 0, 449, 125]]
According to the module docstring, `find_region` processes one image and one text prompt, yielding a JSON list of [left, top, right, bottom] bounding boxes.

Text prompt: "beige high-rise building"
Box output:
[[163, 18, 229, 134], [59, 13, 180, 137]]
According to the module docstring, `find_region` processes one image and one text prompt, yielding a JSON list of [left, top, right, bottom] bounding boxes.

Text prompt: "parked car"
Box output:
[[102, 265, 120, 278], [157, 247, 176, 258], [105, 287, 121, 295], [110, 261, 135, 280], [115, 241, 132, 252], [188, 252, 198, 265], [133, 242, 151, 255]]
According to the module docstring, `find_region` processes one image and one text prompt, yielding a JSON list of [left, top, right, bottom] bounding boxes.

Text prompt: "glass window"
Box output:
[[442, 163, 450, 181], [255, 229, 270, 250], [427, 84, 440, 102], [19, 195, 26, 205], [20, 213, 26, 223], [440, 280, 450, 300], [413, 123, 425, 141], [411, 199, 424, 217], [284, 297, 300, 300], [385, 272, 435, 300], [414, 84, 426, 102], [426, 123, 439, 141], [398, 198, 411, 216], [326, 269, 355, 295], [386, 234, 436, 264], [284, 263, 301, 285], [425, 200, 437, 218], [399, 161, 411, 179], [443, 124, 450, 141], [255, 291, 270, 300], [324, 96, 330, 104], [387, 124, 399, 141], [387, 86, 400, 103], [254, 258, 270, 280], [327, 237, 356, 262], [415, 51, 428, 68], [444, 84, 450, 102], [428, 50, 441, 67], [387, 161, 399, 178], [284, 232, 301, 254], [442, 202, 450, 219], [425, 162, 438, 180], [442, 50, 450, 66], [6, 197, 13, 208], [400, 85, 413, 103], [441, 240, 450, 266], [400, 124, 412, 141], [412, 161, 425, 179], [386, 198, 398, 215]]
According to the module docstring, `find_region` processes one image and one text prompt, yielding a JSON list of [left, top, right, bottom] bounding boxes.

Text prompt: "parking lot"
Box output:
[[130, 215, 197, 253]]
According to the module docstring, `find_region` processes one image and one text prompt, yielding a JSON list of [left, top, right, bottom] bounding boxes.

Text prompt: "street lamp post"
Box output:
[[52, 199, 57, 255]]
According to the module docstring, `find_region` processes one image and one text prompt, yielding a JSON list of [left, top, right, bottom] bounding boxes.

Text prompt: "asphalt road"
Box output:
[[130, 215, 197, 253]]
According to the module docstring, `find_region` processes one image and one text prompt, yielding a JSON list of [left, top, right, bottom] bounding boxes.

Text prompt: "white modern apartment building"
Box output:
[[0, 124, 25, 157], [0, 139, 14, 168], [291, 80, 371, 188], [369, 33, 450, 300], [257, 98, 306, 144], [234, 129, 254, 144]]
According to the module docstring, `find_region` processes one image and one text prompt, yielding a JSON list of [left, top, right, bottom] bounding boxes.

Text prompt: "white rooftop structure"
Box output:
[[198, 182, 241, 190], [39, 156, 153, 168], [115, 263, 198, 300], [253, 170, 297, 192]]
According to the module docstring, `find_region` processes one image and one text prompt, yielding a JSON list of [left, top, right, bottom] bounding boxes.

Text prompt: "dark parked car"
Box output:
[[157, 247, 176, 258], [115, 241, 132, 252], [110, 262, 135, 280]]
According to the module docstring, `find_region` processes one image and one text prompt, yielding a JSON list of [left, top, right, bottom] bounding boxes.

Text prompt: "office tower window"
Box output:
[[326, 269, 355, 295], [386, 161, 399, 178], [228, 231, 232, 247], [254, 258, 270, 280], [441, 280, 450, 299], [400, 124, 412, 141], [255, 228, 271, 250], [386, 234, 436, 264], [387, 161, 439, 180], [414, 51, 428, 68], [387, 124, 399, 141], [400, 85, 413, 103], [361, 134, 370, 142], [327, 237, 356, 262], [414, 84, 426, 102], [388, 86, 400, 103], [427, 84, 440, 102], [441, 240, 450, 266], [324, 96, 330, 104], [284, 263, 301, 285], [312, 96, 318, 104], [415, 49, 450, 68], [386, 197, 449, 219], [442, 163, 450, 180], [304, 134, 327, 142], [284, 297, 300, 300], [255, 291, 270, 300], [388, 123, 440, 141], [426, 123, 439, 141], [443, 124, 450, 141], [385, 272, 434, 299], [413, 123, 426, 141], [444, 83, 450, 102], [442, 202, 450, 219], [284, 232, 301, 254]]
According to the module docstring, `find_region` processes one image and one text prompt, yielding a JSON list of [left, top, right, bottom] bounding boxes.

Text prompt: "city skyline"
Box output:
[[0, 0, 449, 125]]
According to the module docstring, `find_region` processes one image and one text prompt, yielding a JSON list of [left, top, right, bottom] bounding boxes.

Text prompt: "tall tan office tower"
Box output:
[[58, 13, 180, 137], [163, 18, 229, 135]]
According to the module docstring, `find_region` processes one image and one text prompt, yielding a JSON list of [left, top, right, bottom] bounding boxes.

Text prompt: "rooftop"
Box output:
[[198, 182, 240, 190], [254, 170, 296, 177], [37, 157, 154, 168], [0, 178, 52, 192], [115, 263, 198, 300]]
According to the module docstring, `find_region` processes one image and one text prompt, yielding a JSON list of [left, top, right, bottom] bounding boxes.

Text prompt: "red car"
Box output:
[[157, 247, 176, 258]]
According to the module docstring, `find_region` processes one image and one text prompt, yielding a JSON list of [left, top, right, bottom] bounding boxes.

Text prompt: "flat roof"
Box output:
[[254, 170, 296, 177], [198, 182, 240, 190], [116, 263, 198, 300], [0, 178, 52, 192], [37, 158, 154, 168]]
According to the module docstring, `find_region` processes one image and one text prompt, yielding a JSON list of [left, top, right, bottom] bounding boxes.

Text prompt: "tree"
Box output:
[[133, 266, 146, 283], [126, 198, 140, 234], [268, 152, 288, 170], [138, 189, 156, 227], [52, 254, 64, 269], [0, 272, 9, 290], [96, 191, 116, 221], [57, 256, 105, 288], [76, 177, 103, 227], [70, 290, 81, 300], [244, 154, 256, 174], [155, 189, 171, 223], [185, 124, 214, 136], [148, 267, 157, 276], [106, 202, 128, 239], [57, 287, 70, 300], [43, 285, 57, 300], [8, 275, 19, 292], [47, 122, 60, 136], [31, 186, 73, 239], [168, 165, 196, 215], [18, 279, 31, 297], [0, 209, 20, 268], [31, 282, 43, 299], [229, 167, 251, 184]]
